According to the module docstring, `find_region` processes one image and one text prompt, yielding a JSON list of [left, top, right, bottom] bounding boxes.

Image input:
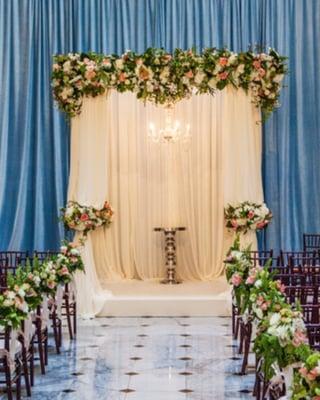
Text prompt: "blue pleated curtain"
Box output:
[[0, 0, 319, 253]]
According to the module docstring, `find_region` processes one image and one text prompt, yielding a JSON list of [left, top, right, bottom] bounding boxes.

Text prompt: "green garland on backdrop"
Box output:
[[52, 48, 287, 119]]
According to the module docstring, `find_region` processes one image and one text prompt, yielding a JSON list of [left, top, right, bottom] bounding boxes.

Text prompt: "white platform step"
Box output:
[[98, 277, 231, 317]]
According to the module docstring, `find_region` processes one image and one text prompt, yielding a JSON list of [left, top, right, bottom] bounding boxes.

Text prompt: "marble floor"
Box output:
[[1, 316, 255, 399]]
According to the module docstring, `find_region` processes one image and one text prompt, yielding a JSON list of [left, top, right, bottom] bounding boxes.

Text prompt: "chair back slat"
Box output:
[[303, 233, 320, 251]]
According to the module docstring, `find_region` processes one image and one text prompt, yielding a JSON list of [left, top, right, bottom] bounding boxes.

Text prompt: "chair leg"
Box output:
[[30, 343, 34, 386], [36, 324, 45, 374], [239, 323, 244, 354], [16, 361, 21, 400], [44, 331, 48, 365], [52, 311, 61, 354], [241, 324, 252, 375], [5, 360, 13, 400], [65, 296, 74, 340], [73, 302, 77, 336], [22, 347, 31, 396]]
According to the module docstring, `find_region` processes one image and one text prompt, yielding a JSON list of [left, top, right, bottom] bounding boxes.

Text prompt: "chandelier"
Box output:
[[148, 104, 191, 144]]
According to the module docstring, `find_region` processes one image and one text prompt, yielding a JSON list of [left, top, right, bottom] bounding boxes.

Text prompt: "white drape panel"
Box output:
[[69, 89, 263, 316]]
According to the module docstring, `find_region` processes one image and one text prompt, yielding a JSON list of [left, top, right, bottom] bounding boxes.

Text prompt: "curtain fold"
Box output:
[[1, 0, 319, 253]]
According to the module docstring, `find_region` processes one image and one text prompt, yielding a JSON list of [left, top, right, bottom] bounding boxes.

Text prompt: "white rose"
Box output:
[[70, 248, 80, 256], [194, 71, 206, 85], [228, 54, 238, 65], [236, 64, 245, 75], [273, 74, 284, 83], [115, 59, 124, 69], [208, 78, 216, 89], [269, 313, 281, 326], [63, 60, 72, 72], [254, 279, 262, 288]]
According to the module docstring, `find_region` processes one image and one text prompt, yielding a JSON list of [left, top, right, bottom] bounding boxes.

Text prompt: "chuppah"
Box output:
[[53, 48, 286, 317]]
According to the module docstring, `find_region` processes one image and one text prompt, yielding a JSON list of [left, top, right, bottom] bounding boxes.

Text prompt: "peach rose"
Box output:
[[185, 70, 194, 78], [219, 57, 228, 66]]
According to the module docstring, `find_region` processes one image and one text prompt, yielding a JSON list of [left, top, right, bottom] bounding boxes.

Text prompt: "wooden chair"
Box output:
[[303, 234, 320, 252], [0, 327, 22, 400], [306, 324, 320, 351], [248, 250, 273, 267], [302, 305, 320, 325]]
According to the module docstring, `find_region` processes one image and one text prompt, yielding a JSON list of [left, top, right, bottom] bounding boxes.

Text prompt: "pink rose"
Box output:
[[231, 273, 242, 287], [307, 372, 317, 381], [102, 58, 111, 66], [258, 68, 266, 77], [218, 71, 229, 80], [185, 70, 193, 78], [312, 396, 320, 400], [246, 275, 256, 285], [253, 60, 261, 69], [53, 63, 60, 71], [80, 213, 89, 222], [219, 57, 228, 66], [292, 331, 307, 347], [231, 219, 238, 228], [60, 266, 69, 276], [260, 302, 268, 311], [248, 210, 255, 219]]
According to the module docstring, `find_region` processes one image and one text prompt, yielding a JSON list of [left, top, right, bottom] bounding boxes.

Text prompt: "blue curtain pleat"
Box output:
[[0, 0, 319, 252]]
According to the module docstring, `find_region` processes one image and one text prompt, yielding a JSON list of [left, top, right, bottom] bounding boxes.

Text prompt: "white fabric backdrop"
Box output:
[[68, 89, 263, 316]]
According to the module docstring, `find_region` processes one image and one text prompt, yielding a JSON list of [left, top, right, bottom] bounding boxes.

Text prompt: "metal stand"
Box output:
[[154, 227, 186, 285]]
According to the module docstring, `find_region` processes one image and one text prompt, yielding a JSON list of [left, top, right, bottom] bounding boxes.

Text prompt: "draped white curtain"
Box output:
[[68, 89, 263, 316]]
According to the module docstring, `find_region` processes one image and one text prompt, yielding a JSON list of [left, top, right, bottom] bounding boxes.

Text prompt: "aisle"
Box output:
[[18, 317, 254, 399]]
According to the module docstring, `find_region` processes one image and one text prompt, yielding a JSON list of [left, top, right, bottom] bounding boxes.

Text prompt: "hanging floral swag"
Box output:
[[224, 201, 273, 234], [61, 200, 114, 242], [52, 47, 287, 119]]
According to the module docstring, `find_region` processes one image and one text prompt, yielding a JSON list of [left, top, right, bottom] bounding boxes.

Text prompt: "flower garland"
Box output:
[[61, 200, 114, 241], [52, 47, 287, 119], [0, 242, 84, 329], [224, 201, 273, 234]]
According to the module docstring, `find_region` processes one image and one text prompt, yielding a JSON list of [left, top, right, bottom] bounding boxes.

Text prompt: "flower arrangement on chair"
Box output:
[[224, 201, 273, 234]]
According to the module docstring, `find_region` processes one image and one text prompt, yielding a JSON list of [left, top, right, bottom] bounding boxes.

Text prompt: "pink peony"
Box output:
[[185, 70, 194, 78], [218, 71, 229, 80], [253, 60, 261, 69], [219, 57, 228, 66], [231, 273, 242, 287], [80, 213, 89, 222]]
